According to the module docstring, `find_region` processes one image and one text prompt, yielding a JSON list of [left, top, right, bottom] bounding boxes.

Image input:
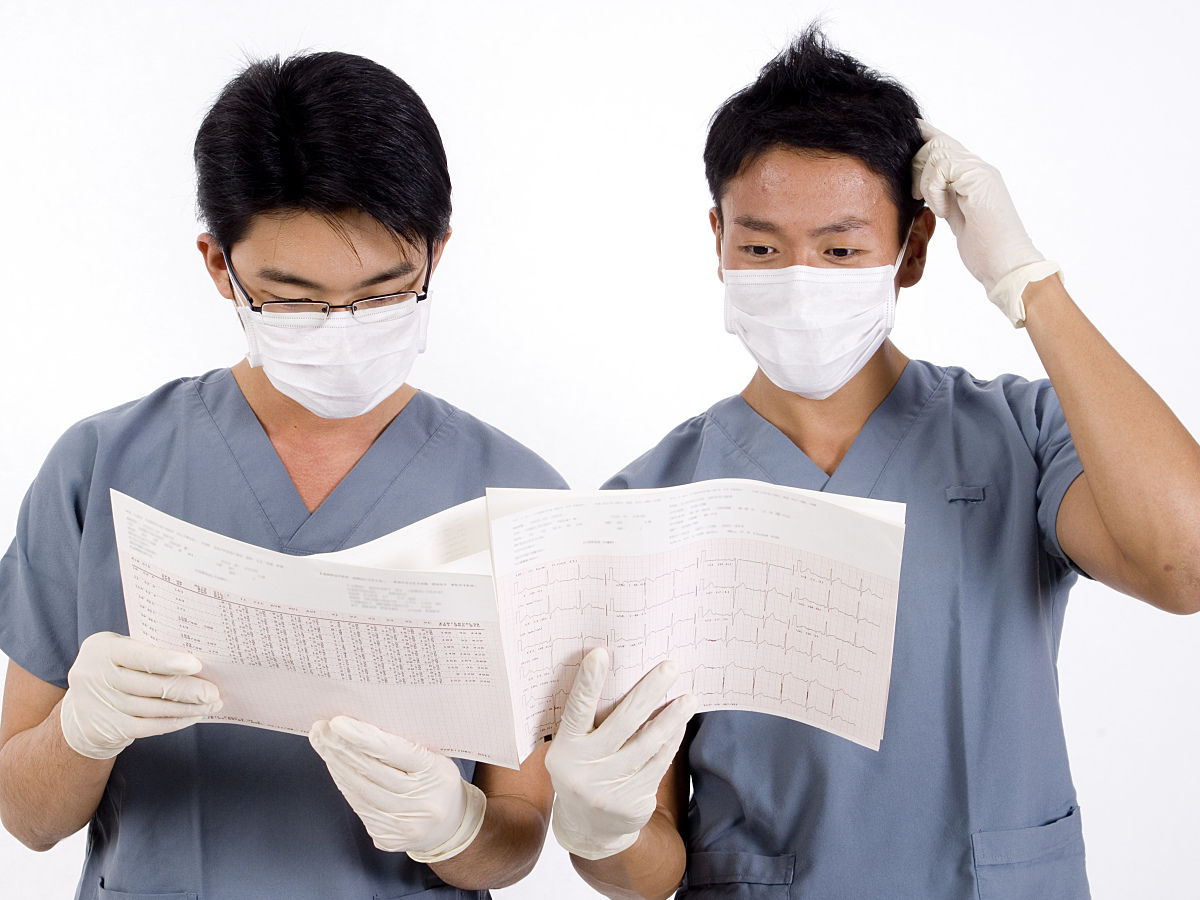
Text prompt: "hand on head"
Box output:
[[912, 120, 1062, 327]]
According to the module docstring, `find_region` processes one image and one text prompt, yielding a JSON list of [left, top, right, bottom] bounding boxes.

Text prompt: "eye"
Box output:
[[828, 248, 853, 258], [742, 244, 775, 258]]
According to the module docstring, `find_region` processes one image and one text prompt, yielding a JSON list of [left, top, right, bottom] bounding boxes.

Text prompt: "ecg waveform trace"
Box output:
[[501, 537, 898, 749]]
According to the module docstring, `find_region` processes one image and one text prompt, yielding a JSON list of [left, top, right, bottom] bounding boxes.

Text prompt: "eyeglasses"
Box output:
[[222, 237, 434, 320]]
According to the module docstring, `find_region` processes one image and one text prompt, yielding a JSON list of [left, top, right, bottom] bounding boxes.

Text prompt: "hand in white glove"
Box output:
[[59, 631, 222, 760], [912, 119, 1062, 327], [309, 716, 486, 863], [545, 648, 698, 860]]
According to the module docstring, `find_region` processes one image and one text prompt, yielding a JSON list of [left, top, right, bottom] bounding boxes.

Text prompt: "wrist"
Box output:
[[1018, 271, 1068, 326], [59, 696, 127, 761], [552, 798, 642, 861], [986, 261, 1064, 328], [406, 780, 487, 864]]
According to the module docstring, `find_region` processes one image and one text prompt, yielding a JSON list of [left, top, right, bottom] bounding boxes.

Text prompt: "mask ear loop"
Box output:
[[894, 220, 916, 270], [886, 220, 917, 332]]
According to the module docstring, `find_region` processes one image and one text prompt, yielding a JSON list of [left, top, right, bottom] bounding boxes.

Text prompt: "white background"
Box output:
[[2, 1, 1197, 897]]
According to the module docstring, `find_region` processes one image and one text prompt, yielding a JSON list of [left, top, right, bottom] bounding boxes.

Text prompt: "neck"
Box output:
[[741, 341, 909, 477], [231, 359, 418, 512]]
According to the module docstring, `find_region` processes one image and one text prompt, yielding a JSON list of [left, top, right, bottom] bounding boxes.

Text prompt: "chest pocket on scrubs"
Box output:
[[971, 806, 1090, 900], [946, 485, 987, 503], [677, 852, 795, 900]]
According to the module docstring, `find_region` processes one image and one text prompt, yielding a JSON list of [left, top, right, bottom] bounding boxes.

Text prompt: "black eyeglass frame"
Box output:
[[222, 237, 435, 316]]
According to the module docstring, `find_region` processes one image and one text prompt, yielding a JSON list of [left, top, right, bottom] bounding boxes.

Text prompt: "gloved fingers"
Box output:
[[912, 119, 952, 202], [312, 719, 454, 798], [106, 667, 221, 704], [106, 690, 223, 721], [916, 154, 952, 217], [310, 722, 379, 794], [327, 716, 434, 773], [314, 732, 428, 798], [915, 141, 977, 219], [99, 633, 204, 677], [591, 659, 680, 755], [318, 747, 413, 809], [617, 693, 698, 774], [630, 714, 692, 794], [557, 647, 609, 737], [309, 718, 334, 745]]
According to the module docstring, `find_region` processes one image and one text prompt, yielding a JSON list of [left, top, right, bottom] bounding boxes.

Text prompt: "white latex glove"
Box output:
[[59, 631, 222, 760], [308, 716, 486, 863], [912, 119, 1062, 327], [545, 648, 698, 860]]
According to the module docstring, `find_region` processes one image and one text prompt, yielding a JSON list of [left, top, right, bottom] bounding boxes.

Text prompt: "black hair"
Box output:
[[194, 51, 451, 251], [704, 24, 924, 235]]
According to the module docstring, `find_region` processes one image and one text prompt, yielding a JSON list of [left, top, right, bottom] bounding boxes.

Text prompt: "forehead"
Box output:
[[721, 147, 898, 235], [236, 208, 418, 270]]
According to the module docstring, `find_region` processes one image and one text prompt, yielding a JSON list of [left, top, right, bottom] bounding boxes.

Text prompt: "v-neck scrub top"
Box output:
[[604, 360, 1090, 900], [0, 369, 567, 900]]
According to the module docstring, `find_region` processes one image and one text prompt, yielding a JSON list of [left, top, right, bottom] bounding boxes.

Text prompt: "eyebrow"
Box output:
[[732, 215, 782, 235], [808, 217, 871, 237], [731, 214, 873, 237], [256, 261, 418, 292]]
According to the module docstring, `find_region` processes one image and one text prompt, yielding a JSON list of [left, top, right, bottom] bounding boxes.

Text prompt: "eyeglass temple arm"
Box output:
[[221, 249, 252, 308], [419, 237, 436, 298]]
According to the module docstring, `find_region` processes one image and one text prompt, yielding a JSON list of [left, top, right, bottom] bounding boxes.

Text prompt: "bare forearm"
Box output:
[[0, 700, 112, 850], [570, 812, 687, 900], [1024, 275, 1200, 608], [430, 794, 548, 890]]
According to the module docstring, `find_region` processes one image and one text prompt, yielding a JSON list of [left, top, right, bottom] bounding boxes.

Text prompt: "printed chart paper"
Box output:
[[112, 479, 905, 767], [488, 480, 906, 753], [111, 490, 521, 767]]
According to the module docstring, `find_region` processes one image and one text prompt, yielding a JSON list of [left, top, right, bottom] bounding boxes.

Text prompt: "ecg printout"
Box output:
[[111, 490, 523, 768], [488, 480, 906, 753]]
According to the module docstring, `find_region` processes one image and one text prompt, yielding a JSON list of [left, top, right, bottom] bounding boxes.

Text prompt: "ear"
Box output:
[[709, 207, 724, 284], [896, 208, 936, 290], [197, 233, 235, 302]]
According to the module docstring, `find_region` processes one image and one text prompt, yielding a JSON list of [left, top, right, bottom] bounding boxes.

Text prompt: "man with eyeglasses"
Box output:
[[0, 52, 563, 899]]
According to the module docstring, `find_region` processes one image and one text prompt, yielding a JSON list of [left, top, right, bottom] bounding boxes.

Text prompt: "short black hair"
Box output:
[[194, 51, 451, 250], [705, 25, 924, 236]]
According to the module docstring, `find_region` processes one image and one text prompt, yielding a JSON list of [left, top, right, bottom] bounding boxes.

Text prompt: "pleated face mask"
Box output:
[[723, 233, 910, 400], [238, 300, 430, 419], [225, 241, 433, 420]]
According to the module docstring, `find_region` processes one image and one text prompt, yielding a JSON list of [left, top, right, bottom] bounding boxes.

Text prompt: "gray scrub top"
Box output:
[[604, 360, 1089, 900], [0, 368, 567, 900]]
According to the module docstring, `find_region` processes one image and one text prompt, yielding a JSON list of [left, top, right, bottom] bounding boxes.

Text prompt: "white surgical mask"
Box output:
[[723, 234, 910, 400], [237, 300, 430, 419]]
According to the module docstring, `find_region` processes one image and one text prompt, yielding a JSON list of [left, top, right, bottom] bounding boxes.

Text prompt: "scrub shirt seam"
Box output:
[[339, 404, 458, 549], [862, 367, 951, 496], [190, 378, 285, 546], [704, 411, 776, 482]]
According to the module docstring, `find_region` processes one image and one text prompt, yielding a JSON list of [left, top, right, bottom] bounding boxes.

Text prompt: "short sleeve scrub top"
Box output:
[[604, 360, 1090, 900]]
